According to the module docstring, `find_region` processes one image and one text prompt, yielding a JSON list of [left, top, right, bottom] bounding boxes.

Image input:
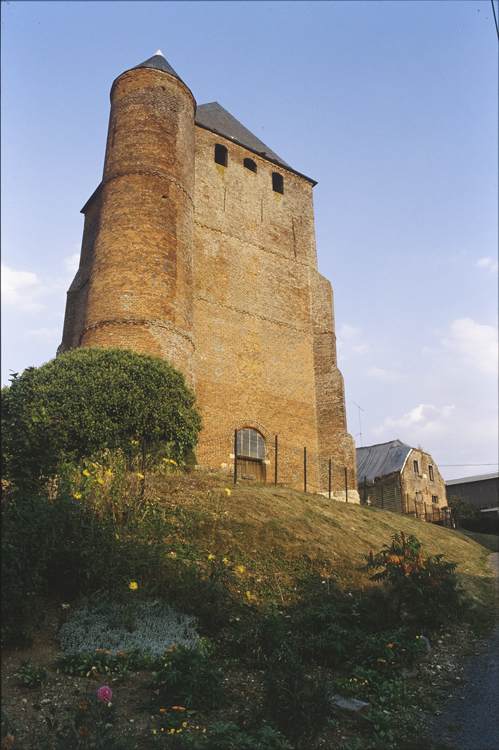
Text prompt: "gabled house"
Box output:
[[356, 439, 449, 522]]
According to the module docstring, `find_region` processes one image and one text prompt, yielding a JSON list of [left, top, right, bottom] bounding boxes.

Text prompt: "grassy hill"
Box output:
[[145, 467, 497, 619]]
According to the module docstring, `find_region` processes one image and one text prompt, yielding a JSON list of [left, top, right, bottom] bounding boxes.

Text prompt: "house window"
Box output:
[[236, 428, 266, 460], [272, 172, 284, 194], [432, 495, 438, 504], [244, 158, 257, 173], [214, 144, 228, 167], [428, 465, 434, 482], [415, 491, 422, 503], [413, 460, 420, 476]]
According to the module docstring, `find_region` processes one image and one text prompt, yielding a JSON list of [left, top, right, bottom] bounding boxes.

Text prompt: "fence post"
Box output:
[[424, 501, 427, 522], [344, 467, 348, 503], [329, 458, 331, 499], [304, 447, 307, 493], [234, 429, 238, 485], [414, 497, 418, 518], [274, 435, 278, 486]]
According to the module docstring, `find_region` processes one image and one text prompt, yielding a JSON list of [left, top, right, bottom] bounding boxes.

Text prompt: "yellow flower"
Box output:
[[246, 591, 251, 599], [238, 566, 244, 573], [96, 478, 104, 484], [74, 492, 82, 499], [116, 534, 119, 540], [83, 470, 90, 477], [129, 582, 138, 590], [177, 729, 182, 733], [170, 459, 177, 465], [136, 473, 144, 479], [105, 470, 113, 476], [169, 729, 175, 734], [222, 557, 228, 563], [208, 554, 215, 560], [182, 722, 187, 728], [225, 488, 231, 495], [152, 730, 156, 734]]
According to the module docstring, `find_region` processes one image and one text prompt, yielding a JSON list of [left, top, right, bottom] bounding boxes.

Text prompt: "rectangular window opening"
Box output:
[[215, 144, 228, 167], [413, 460, 420, 476], [428, 465, 434, 482], [272, 172, 284, 194]]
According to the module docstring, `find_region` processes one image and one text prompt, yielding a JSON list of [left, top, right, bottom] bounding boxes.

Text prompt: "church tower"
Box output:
[[60, 52, 359, 499], [59, 52, 197, 386]]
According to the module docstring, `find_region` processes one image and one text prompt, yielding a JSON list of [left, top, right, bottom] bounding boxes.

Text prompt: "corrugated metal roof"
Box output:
[[356, 439, 412, 483], [446, 472, 499, 486]]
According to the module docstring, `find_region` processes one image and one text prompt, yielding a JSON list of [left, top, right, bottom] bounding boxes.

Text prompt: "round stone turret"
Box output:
[[80, 52, 197, 386]]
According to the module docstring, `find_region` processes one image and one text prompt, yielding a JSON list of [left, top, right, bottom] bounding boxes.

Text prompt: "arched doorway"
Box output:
[[236, 428, 266, 482]]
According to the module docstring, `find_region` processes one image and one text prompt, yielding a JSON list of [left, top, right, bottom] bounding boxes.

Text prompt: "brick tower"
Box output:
[[60, 52, 359, 499], [59, 52, 197, 385]]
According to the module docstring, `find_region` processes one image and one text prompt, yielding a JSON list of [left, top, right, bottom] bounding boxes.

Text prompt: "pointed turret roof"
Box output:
[[132, 50, 181, 80]]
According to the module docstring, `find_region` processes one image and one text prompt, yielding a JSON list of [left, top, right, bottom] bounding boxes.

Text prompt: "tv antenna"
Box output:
[[352, 402, 365, 446]]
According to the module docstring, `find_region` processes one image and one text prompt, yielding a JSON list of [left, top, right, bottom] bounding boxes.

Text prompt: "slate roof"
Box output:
[[195, 102, 290, 169], [131, 50, 182, 81], [446, 472, 499, 486], [356, 439, 413, 483]]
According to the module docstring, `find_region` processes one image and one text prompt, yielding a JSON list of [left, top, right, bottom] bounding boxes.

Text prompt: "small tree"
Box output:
[[447, 494, 477, 520], [1, 348, 201, 489], [360, 531, 467, 629]]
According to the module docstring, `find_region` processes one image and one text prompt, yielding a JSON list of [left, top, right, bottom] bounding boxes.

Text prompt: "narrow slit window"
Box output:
[[432, 495, 438, 504], [244, 158, 257, 173], [214, 144, 228, 167], [413, 460, 420, 476], [428, 465, 434, 482], [272, 172, 284, 194]]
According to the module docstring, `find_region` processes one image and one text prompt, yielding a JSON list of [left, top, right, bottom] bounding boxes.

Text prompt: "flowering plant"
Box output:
[[97, 685, 112, 703]]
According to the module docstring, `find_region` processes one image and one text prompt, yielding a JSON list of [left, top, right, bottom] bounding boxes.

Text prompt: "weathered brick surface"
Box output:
[[60, 62, 358, 497]]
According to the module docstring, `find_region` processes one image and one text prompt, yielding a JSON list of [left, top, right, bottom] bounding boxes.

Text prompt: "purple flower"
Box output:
[[97, 686, 113, 703]]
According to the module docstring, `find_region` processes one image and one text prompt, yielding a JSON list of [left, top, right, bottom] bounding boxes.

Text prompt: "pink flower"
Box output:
[[97, 686, 113, 703]]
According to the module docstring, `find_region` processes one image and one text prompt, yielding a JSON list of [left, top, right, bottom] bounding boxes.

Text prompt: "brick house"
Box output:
[[58, 51, 358, 498], [356, 439, 449, 521]]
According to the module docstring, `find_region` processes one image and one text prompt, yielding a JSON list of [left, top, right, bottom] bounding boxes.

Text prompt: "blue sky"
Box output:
[[2, 1, 497, 481]]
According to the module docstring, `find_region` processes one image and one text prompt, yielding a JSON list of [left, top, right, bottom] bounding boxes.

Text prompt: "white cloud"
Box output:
[[64, 253, 80, 274], [337, 323, 371, 357], [367, 366, 401, 383], [441, 318, 498, 377], [372, 403, 456, 443], [1, 264, 43, 310], [476, 257, 498, 273]]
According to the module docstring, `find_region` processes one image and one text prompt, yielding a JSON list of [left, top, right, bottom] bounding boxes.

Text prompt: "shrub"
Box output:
[[58, 601, 200, 660], [360, 531, 468, 629], [263, 646, 333, 748], [148, 644, 230, 713], [1, 348, 201, 488]]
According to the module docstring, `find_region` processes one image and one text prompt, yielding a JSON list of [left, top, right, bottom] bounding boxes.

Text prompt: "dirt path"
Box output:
[[425, 553, 499, 750]]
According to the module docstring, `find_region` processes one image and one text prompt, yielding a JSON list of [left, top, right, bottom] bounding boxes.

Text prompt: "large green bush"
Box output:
[[1, 348, 201, 487]]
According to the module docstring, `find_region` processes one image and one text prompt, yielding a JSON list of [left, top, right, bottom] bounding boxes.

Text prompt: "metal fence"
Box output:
[[195, 432, 356, 499]]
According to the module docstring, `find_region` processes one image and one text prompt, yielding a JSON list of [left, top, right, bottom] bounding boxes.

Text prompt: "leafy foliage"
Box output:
[[148, 644, 230, 713], [263, 646, 333, 748], [16, 659, 48, 689], [360, 531, 468, 628], [1, 348, 201, 488]]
